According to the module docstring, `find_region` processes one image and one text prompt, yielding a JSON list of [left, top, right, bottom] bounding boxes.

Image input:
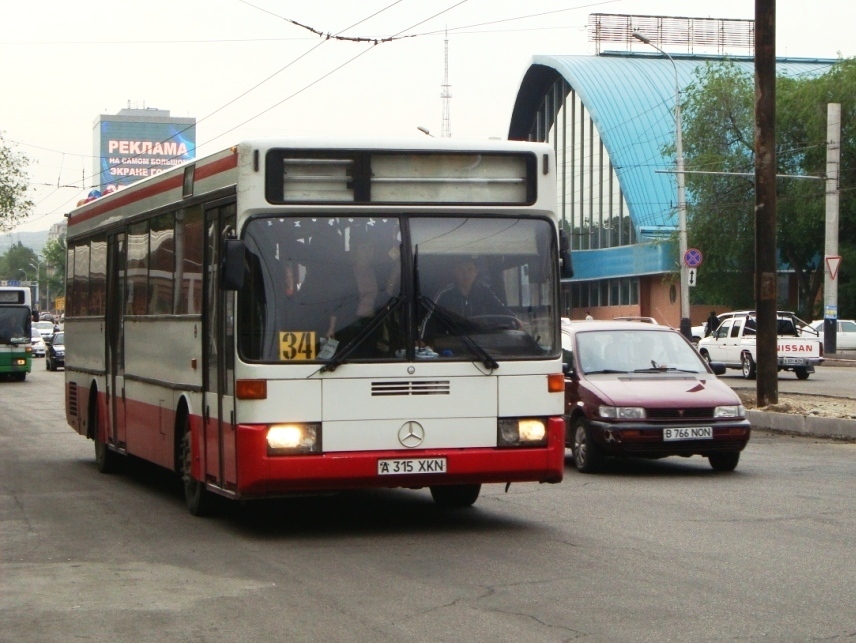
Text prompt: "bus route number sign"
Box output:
[[279, 331, 316, 361]]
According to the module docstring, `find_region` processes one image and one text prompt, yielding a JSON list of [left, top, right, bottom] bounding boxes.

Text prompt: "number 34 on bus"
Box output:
[[64, 137, 573, 515]]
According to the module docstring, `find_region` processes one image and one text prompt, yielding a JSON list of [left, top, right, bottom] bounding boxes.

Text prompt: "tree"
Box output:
[[41, 235, 67, 308], [0, 132, 33, 232], [0, 241, 39, 283], [680, 59, 856, 320]]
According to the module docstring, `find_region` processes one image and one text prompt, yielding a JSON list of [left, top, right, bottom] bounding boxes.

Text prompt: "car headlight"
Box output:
[[266, 423, 321, 455], [599, 406, 646, 419], [714, 405, 745, 418], [498, 418, 547, 447]]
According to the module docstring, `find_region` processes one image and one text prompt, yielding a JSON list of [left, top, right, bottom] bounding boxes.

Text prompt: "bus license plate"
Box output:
[[378, 458, 447, 475], [663, 427, 713, 441]]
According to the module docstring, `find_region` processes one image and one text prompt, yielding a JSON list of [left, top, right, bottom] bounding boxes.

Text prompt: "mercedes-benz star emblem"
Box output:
[[398, 421, 425, 448]]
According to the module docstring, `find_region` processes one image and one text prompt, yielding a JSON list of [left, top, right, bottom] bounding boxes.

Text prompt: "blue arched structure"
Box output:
[[508, 52, 836, 310]]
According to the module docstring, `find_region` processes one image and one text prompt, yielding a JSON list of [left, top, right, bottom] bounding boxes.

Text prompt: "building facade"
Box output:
[[92, 107, 196, 192], [508, 52, 835, 325]]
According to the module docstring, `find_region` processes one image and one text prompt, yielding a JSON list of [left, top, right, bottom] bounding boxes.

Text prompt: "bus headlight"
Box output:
[[267, 423, 321, 455], [498, 418, 547, 447]]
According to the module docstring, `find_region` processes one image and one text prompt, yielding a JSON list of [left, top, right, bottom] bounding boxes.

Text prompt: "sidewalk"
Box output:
[[746, 351, 856, 440]]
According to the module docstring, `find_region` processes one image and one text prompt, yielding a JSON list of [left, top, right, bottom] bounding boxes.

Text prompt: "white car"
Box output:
[[809, 319, 856, 350], [30, 328, 46, 357], [33, 321, 56, 339]]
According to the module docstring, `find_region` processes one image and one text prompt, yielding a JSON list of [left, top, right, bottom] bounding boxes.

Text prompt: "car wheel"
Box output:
[[180, 419, 213, 516], [699, 349, 712, 365], [572, 417, 604, 473], [708, 451, 740, 471], [741, 353, 757, 380], [430, 484, 481, 508], [795, 367, 810, 380]]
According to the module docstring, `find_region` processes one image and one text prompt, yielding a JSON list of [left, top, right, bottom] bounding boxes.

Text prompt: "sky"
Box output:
[[2, 0, 855, 235]]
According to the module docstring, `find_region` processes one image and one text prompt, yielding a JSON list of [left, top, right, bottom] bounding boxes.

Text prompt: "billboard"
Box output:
[[95, 115, 195, 191]]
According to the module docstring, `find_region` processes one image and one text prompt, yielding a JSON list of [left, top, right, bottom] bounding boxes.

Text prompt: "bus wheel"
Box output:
[[92, 392, 120, 474], [430, 484, 481, 508], [94, 437, 120, 474], [180, 420, 212, 516]]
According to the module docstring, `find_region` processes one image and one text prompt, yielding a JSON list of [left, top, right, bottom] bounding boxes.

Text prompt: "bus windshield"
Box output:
[[239, 214, 559, 365], [0, 307, 31, 344]]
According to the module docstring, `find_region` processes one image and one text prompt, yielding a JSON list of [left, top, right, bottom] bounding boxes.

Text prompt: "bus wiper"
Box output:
[[320, 295, 404, 373], [418, 295, 499, 371]]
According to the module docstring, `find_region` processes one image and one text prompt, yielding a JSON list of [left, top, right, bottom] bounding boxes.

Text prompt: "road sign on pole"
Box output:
[[826, 255, 842, 280], [684, 248, 703, 268], [688, 268, 697, 287]]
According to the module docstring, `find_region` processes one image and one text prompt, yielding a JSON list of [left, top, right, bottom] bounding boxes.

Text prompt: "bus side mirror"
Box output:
[[221, 239, 246, 290], [559, 229, 574, 279]]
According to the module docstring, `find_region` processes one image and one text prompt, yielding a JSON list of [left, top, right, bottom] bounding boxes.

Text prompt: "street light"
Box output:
[[633, 31, 691, 339]]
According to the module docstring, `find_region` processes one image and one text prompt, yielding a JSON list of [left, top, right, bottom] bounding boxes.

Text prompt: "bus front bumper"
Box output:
[[232, 417, 566, 496]]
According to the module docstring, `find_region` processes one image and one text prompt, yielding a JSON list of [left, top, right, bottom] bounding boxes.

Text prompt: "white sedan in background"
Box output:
[[30, 328, 46, 357], [809, 319, 856, 350]]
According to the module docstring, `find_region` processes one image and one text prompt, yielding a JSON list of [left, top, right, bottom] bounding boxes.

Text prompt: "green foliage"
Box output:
[[0, 241, 38, 280], [681, 59, 856, 319], [41, 236, 67, 302], [0, 132, 33, 232]]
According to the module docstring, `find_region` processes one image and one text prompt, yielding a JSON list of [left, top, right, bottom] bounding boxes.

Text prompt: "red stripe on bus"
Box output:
[[68, 152, 238, 228]]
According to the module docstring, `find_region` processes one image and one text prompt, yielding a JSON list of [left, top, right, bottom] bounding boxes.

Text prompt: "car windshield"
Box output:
[[34, 322, 53, 331], [576, 328, 709, 374], [238, 214, 559, 365], [52, 332, 64, 345]]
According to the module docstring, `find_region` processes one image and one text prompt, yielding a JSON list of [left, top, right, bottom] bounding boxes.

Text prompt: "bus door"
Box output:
[[106, 233, 127, 450], [203, 203, 238, 491]]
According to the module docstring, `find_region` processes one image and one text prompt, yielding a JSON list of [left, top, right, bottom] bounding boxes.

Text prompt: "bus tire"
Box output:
[[430, 484, 481, 508], [179, 415, 213, 517], [91, 388, 120, 474]]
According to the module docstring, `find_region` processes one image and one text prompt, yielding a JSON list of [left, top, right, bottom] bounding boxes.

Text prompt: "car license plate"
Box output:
[[782, 357, 804, 365], [377, 458, 447, 475], [663, 427, 713, 441]]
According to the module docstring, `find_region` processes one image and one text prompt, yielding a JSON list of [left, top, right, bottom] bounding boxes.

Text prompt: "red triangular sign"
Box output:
[[826, 255, 842, 280]]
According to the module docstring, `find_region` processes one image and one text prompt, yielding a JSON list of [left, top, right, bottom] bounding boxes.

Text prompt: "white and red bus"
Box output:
[[65, 138, 572, 514]]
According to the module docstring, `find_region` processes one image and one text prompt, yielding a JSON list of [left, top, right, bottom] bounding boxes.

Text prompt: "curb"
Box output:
[[821, 356, 856, 367], [746, 409, 856, 441]]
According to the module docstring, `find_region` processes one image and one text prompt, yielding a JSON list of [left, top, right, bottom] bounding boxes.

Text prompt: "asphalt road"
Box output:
[[2, 364, 855, 642], [721, 357, 856, 398]]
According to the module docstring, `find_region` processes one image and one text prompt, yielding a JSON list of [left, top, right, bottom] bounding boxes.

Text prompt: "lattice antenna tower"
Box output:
[[441, 29, 452, 138]]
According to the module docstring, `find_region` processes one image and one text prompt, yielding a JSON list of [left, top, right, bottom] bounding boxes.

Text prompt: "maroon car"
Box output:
[[562, 320, 751, 472]]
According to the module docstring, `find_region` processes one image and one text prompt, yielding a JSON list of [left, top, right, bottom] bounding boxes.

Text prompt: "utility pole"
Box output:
[[631, 31, 690, 339], [754, 0, 778, 406], [823, 103, 841, 354]]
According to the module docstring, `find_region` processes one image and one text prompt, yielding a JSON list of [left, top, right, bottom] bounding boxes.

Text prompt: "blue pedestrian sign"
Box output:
[[684, 248, 703, 268]]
